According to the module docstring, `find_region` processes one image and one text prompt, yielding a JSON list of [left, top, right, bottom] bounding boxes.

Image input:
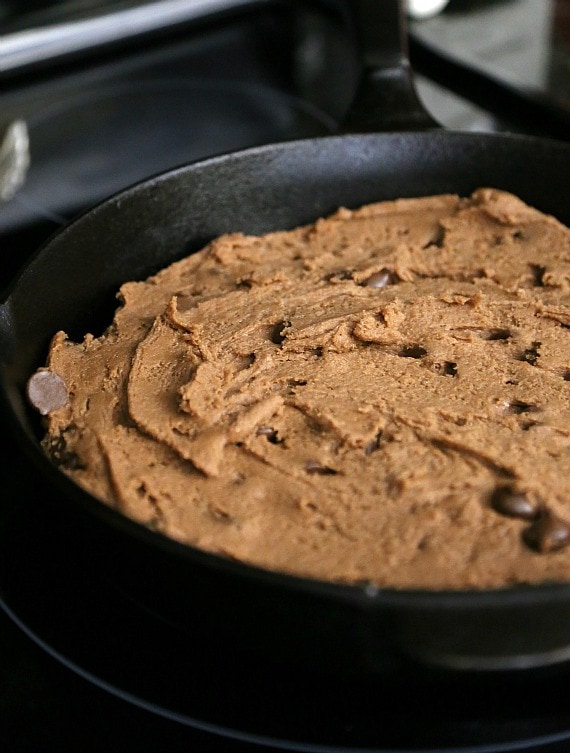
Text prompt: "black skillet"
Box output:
[[1, 0, 570, 679]]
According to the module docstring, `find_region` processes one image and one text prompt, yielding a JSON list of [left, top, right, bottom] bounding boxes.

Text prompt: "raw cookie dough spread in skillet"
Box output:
[[36, 188, 570, 590]]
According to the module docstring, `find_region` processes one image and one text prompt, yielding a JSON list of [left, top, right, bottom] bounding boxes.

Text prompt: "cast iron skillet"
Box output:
[[1, 0, 570, 677]]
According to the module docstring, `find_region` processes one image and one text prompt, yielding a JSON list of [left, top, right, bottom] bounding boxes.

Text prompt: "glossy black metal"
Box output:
[[1, 0, 570, 678]]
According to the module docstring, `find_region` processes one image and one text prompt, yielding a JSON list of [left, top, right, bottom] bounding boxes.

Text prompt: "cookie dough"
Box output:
[[37, 189, 570, 589]]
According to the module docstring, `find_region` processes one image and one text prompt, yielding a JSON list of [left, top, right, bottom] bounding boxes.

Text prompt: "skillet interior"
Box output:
[[2, 130, 570, 675]]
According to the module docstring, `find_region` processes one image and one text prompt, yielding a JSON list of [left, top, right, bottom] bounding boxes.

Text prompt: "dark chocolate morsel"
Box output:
[[523, 509, 570, 553], [46, 432, 85, 470], [27, 369, 69, 416], [256, 426, 281, 444], [519, 341, 541, 365], [256, 425, 275, 436], [305, 460, 338, 475], [507, 400, 539, 415], [364, 431, 383, 455], [529, 264, 546, 287], [400, 345, 428, 359], [361, 269, 397, 288], [269, 320, 291, 345], [490, 485, 540, 520], [431, 360, 457, 376], [486, 329, 511, 341]]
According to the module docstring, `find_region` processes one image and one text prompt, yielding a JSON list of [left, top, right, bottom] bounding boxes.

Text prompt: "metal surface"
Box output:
[[0, 0, 270, 74]]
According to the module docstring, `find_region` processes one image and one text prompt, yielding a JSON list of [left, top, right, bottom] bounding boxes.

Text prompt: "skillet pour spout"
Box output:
[[1, 0, 570, 678]]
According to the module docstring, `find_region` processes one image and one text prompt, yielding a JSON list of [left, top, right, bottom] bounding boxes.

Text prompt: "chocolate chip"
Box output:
[[364, 431, 383, 455], [269, 320, 290, 345], [490, 486, 540, 520], [27, 369, 69, 415], [519, 341, 541, 365], [361, 269, 398, 288], [508, 400, 539, 415], [286, 379, 307, 395], [523, 509, 570, 553], [46, 432, 84, 471], [564, 371, 570, 382], [487, 329, 511, 341], [429, 361, 456, 376], [400, 345, 428, 359], [256, 426, 281, 444], [236, 278, 253, 289], [210, 505, 233, 523], [305, 460, 337, 475], [529, 264, 546, 287], [236, 353, 256, 370]]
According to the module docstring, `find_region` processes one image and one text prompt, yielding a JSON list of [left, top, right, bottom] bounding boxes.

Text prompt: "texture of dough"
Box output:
[[40, 189, 570, 589]]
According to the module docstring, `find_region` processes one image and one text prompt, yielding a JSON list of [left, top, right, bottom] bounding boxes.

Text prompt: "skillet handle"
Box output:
[[341, 0, 439, 133]]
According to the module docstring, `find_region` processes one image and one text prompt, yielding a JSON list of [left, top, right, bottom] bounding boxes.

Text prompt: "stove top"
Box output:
[[1, 2, 569, 751]]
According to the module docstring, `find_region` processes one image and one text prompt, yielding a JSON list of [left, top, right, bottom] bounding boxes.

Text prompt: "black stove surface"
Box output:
[[1, 2, 570, 752]]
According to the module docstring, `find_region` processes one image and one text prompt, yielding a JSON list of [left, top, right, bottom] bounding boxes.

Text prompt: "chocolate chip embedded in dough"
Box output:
[[486, 329, 511, 341], [529, 264, 546, 287], [430, 361, 457, 377], [360, 269, 398, 288], [256, 425, 275, 436], [305, 460, 338, 475], [490, 485, 540, 520], [269, 320, 290, 345], [507, 400, 539, 415], [400, 345, 428, 359], [519, 342, 541, 366], [26, 369, 69, 415], [520, 420, 540, 432], [523, 509, 570, 553], [256, 426, 280, 444], [46, 432, 84, 470], [364, 431, 383, 455]]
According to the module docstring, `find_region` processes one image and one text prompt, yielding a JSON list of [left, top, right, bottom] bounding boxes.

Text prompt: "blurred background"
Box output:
[[0, 0, 568, 255]]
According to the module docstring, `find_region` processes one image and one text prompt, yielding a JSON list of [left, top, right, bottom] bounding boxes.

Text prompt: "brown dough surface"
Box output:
[[40, 189, 570, 589]]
